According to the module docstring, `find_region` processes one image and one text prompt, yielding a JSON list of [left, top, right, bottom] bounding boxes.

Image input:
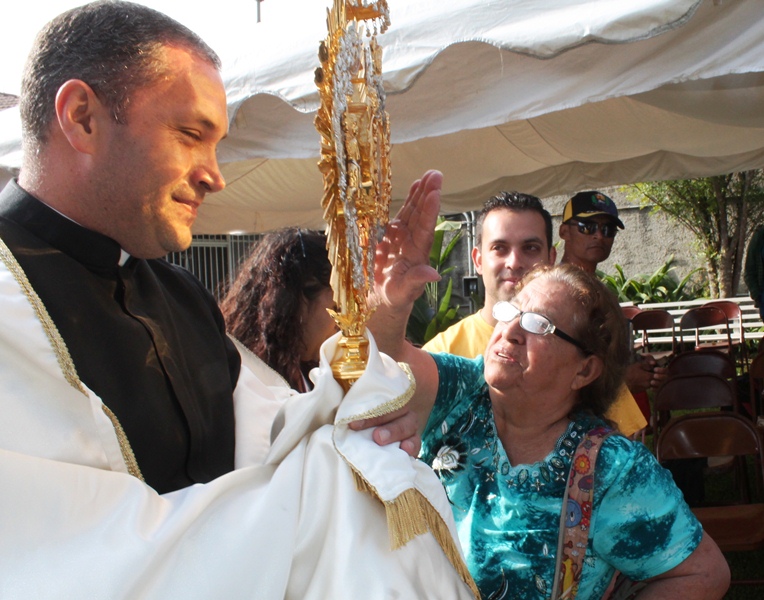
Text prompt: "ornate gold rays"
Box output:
[[315, 0, 391, 391]]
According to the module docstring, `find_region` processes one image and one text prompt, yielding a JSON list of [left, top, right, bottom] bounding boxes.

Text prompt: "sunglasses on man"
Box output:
[[568, 219, 618, 239]]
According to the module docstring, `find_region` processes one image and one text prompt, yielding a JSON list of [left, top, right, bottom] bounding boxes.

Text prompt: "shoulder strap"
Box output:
[[551, 426, 614, 600]]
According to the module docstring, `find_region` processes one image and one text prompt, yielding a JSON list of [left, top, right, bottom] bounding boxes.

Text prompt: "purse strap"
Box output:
[[551, 426, 615, 600]]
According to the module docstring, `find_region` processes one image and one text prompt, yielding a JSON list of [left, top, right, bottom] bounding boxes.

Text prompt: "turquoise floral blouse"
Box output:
[[421, 353, 702, 600]]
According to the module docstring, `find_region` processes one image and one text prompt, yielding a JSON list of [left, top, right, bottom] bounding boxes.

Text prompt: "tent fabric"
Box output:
[[1, 0, 763, 233]]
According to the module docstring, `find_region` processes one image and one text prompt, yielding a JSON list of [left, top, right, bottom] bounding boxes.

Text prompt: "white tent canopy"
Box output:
[[1, 0, 763, 233]]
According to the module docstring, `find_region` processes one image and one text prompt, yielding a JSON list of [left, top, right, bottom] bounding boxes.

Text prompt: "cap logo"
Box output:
[[590, 193, 612, 211]]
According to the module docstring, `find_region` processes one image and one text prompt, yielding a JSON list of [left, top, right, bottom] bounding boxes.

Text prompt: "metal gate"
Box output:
[[165, 234, 259, 302]]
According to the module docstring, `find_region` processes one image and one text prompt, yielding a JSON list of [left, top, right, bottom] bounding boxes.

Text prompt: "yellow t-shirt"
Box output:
[[423, 312, 647, 437], [423, 312, 493, 358]]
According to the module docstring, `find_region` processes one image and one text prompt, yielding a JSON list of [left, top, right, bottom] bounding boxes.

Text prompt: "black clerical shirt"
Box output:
[[0, 181, 241, 493]]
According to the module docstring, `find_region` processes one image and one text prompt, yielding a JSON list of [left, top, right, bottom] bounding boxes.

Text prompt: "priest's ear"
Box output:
[[54, 79, 107, 154]]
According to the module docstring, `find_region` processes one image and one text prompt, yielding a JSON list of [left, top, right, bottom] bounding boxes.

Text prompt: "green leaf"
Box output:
[[440, 229, 464, 264], [598, 258, 702, 304], [429, 227, 445, 268], [435, 278, 454, 320]]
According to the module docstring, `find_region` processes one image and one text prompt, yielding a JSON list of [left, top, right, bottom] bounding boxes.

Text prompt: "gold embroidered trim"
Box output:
[[336, 362, 416, 425], [353, 471, 479, 598], [0, 236, 144, 481], [101, 405, 144, 480], [0, 238, 85, 394]]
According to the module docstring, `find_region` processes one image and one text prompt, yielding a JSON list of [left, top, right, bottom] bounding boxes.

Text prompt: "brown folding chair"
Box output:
[[678, 305, 732, 355], [749, 353, 764, 421], [705, 300, 749, 372], [656, 412, 764, 586], [631, 309, 676, 361], [666, 349, 737, 381], [653, 372, 737, 437], [620, 306, 641, 358]]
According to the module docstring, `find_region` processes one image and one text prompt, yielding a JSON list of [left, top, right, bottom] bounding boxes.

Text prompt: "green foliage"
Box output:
[[406, 218, 466, 345], [424, 219, 462, 310], [598, 257, 703, 304], [626, 170, 764, 297]]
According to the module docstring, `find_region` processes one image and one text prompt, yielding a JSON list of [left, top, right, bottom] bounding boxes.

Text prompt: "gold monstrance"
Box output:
[[315, 0, 391, 392]]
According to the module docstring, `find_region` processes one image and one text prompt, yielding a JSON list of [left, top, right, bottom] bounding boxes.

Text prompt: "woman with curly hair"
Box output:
[[221, 228, 336, 392]]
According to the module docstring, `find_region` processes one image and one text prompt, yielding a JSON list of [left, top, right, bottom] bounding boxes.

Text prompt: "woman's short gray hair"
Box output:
[[511, 263, 630, 418]]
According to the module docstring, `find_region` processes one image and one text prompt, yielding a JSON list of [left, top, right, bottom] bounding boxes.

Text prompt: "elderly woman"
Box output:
[[371, 257, 729, 598]]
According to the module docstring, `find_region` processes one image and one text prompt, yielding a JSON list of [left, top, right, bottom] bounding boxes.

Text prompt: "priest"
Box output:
[[0, 2, 476, 598]]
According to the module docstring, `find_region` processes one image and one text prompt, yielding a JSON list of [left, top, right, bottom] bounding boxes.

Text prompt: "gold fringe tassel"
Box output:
[[353, 469, 372, 493], [352, 470, 480, 598], [383, 487, 429, 549]]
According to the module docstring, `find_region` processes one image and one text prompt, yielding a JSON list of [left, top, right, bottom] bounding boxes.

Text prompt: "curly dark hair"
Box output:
[[220, 229, 332, 392], [21, 0, 220, 150], [511, 263, 630, 418]]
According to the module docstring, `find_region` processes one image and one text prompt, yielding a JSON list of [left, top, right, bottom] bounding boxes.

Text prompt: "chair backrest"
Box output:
[[704, 300, 744, 343], [678, 305, 732, 351], [631, 309, 676, 355], [748, 353, 764, 420], [749, 352, 764, 380], [621, 306, 642, 320], [704, 300, 750, 377], [656, 413, 764, 479], [666, 349, 737, 380], [654, 373, 737, 413], [679, 305, 728, 329], [657, 413, 764, 560]]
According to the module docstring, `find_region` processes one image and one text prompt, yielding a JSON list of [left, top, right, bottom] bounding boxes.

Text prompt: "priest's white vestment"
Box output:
[[0, 243, 478, 599]]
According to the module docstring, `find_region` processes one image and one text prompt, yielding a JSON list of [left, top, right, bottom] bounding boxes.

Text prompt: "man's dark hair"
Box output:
[[20, 0, 221, 149], [475, 191, 553, 249]]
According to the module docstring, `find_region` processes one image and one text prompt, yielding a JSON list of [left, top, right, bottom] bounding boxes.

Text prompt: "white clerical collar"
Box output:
[[118, 250, 131, 266]]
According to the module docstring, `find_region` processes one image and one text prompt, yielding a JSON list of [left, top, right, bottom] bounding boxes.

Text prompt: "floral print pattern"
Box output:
[[421, 353, 703, 600]]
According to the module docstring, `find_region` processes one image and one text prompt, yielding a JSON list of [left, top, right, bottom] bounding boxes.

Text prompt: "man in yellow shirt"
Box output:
[[424, 191, 647, 437]]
